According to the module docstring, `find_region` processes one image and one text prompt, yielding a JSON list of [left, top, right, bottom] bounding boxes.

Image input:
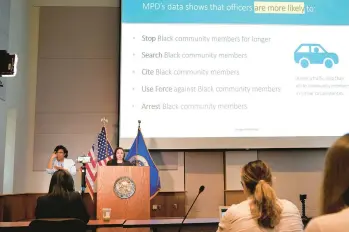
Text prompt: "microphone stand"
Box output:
[[300, 194, 310, 227], [80, 163, 87, 196], [301, 198, 307, 220], [178, 191, 203, 232]]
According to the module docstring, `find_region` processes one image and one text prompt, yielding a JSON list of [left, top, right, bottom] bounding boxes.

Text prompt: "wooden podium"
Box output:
[[97, 166, 150, 231]]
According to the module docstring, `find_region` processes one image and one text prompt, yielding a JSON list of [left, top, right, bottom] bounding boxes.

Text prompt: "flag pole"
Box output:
[[136, 120, 141, 156]]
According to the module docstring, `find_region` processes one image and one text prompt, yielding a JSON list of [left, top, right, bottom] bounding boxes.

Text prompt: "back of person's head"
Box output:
[[241, 160, 282, 229], [321, 134, 349, 215], [48, 170, 75, 198]]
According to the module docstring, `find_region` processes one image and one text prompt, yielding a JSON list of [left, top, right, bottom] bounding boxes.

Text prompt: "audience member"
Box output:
[[305, 134, 349, 232], [217, 160, 303, 232], [35, 169, 89, 223]]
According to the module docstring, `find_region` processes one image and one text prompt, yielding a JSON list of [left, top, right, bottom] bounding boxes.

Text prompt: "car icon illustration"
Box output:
[[294, 44, 338, 68]]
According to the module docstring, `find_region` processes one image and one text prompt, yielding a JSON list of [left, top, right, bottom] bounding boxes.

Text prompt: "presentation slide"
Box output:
[[119, 0, 349, 149]]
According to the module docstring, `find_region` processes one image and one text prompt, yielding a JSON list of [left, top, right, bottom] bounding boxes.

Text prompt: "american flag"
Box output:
[[86, 126, 113, 200]]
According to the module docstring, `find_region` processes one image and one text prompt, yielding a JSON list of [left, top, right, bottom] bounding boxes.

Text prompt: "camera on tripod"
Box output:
[[76, 155, 91, 164], [76, 155, 91, 195]]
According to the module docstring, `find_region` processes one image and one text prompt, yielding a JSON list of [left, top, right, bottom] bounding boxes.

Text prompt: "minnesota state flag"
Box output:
[[125, 128, 161, 199]]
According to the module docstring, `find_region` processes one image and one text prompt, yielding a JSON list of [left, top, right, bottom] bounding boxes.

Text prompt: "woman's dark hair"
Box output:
[[54, 145, 68, 158], [48, 170, 75, 198], [321, 134, 349, 215], [241, 160, 281, 229], [343, 187, 349, 206], [113, 147, 125, 161]]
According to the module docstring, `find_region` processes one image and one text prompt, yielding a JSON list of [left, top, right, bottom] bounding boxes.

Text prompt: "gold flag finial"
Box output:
[[101, 117, 108, 126]]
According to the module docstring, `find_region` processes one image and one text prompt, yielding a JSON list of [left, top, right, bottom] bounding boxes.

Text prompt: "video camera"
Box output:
[[76, 155, 91, 164], [0, 50, 17, 77]]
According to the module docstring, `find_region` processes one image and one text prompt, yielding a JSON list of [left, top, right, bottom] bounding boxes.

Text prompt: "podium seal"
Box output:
[[128, 155, 149, 166], [113, 176, 136, 199]]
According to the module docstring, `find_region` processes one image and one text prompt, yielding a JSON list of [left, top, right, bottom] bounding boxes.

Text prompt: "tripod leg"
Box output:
[[81, 164, 87, 196]]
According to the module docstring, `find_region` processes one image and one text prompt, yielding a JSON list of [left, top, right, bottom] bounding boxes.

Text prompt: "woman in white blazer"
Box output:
[[46, 145, 76, 176]]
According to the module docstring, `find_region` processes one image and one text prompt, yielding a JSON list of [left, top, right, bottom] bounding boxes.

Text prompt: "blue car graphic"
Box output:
[[294, 44, 338, 68]]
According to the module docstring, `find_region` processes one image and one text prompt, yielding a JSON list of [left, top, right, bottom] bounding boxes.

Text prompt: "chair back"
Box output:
[[29, 218, 86, 232]]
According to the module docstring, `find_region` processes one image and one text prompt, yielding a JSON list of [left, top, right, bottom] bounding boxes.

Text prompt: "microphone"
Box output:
[[178, 185, 205, 232]]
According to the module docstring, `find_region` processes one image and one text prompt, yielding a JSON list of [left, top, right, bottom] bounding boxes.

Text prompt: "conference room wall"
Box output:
[[258, 149, 326, 217], [0, 0, 11, 194], [10, 0, 328, 219], [152, 152, 185, 192], [0, 0, 31, 194], [185, 152, 225, 218], [34, 6, 119, 171], [32, 7, 186, 195]]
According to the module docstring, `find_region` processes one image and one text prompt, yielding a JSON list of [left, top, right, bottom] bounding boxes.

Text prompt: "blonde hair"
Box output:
[[242, 160, 282, 228], [321, 134, 349, 215]]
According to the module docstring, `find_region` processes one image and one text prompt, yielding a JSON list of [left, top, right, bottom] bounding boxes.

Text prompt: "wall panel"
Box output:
[[225, 151, 258, 191], [185, 152, 224, 218], [153, 152, 185, 192], [34, 7, 119, 172], [258, 149, 326, 217]]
